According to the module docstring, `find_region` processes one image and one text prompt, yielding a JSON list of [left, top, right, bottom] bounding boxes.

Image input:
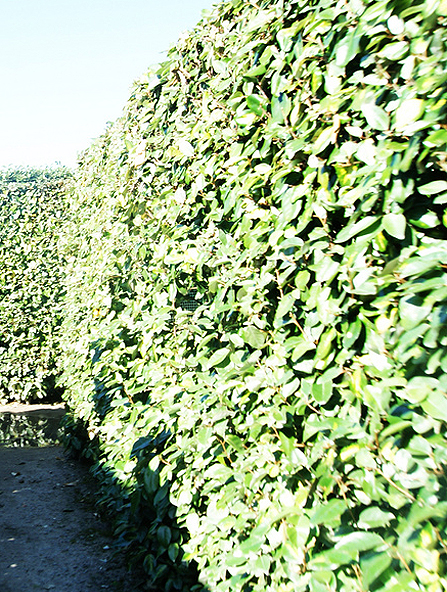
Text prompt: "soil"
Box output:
[[0, 404, 146, 592]]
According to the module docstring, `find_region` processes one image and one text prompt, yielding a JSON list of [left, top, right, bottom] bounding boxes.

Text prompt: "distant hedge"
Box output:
[[58, 0, 447, 590], [0, 167, 71, 403]]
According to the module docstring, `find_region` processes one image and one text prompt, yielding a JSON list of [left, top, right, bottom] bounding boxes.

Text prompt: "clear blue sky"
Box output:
[[0, 0, 217, 168]]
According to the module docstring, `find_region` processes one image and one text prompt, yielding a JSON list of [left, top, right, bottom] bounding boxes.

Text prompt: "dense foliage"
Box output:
[[53, 0, 447, 589], [0, 167, 71, 403]]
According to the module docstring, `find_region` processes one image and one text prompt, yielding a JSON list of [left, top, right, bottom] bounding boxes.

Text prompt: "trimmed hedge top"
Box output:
[[44, 0, 447, 590]]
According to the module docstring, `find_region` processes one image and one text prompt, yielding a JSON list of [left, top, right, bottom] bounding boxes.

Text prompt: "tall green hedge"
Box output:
[[58, 0, 447, 590], [0, 167, 71, 403]]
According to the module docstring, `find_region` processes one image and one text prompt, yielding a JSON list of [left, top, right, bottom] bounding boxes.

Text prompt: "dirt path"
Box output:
[[0, 406, 145, 592]]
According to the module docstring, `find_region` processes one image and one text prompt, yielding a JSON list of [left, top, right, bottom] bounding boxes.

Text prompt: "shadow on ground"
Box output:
[[0, 404, 65, 447]]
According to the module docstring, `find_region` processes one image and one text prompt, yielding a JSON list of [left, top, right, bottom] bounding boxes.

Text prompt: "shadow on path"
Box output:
[[0, 403, 65, 447]]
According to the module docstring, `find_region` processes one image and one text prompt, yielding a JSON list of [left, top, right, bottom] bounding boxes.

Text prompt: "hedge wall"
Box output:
[[0, 167, 71, 403], [58, 0, 447, 590]]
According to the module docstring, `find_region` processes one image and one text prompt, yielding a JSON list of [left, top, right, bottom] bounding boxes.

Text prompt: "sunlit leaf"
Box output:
[[361, 102, 389, 131]]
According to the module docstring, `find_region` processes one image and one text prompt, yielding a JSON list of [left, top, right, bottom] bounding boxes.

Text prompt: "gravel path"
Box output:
[[0, 406, 145, 592]]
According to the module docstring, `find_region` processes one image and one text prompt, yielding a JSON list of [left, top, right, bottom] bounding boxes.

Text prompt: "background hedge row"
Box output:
[[0, 167, 71, 403], [1, 0, 447, 590]]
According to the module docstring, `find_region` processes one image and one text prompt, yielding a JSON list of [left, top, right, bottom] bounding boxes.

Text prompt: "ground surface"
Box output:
[[0, 405, 146, 592]]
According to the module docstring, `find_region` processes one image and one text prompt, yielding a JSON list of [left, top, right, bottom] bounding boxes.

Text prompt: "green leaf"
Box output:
[[421, 391, 447, 423], [168, 543, 179, 561], [383, 213, 406, 239], [315, 327, 337, 361], [271, 93, 291, 124], [361, 103, 389, 131], [157, 525, 172, 547], [409, 209, 439, 228], [379, 40, 408, 60], [355, 449, 377, 469], [287, 515, 311, 548], [227, 434, 245, 453], [335, 216, 380, 243], [226, 553, 247, 567], [246, 94, 266, 116], [244, 64, 267, 78], [334, 30, 360, 66], [240, 326, 266, 349], [418, 180, 447, 195], [207, 347, 231, 367], [424, 129, 447, 146], [275, 293, 296, 323], [399, 295, 431, 330], [312, 379, 333, 404], [177, 138, 195, 157], [310, 499, 348, 526], [404, 376, 438, 404], [400, 254, 440, 277], [360, 551, 393, 587], [394, 99, 424, 132], [235, 111, 257, 127], [358, 507, 394, 529], [309, 548, 354, 570], [239, 529, 268, 554], [334, 531, 385, 553], [313, 126, 336, 154]]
